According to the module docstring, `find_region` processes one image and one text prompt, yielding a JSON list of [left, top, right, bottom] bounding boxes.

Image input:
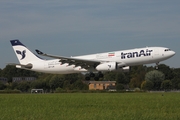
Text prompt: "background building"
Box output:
[[0, 77, 8, 84], [12, 77, 36, 82], [87, 81, 116, 90]]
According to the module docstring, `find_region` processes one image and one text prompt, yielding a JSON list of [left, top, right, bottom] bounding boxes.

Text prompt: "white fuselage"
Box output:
[[29, 47, 175, 74]]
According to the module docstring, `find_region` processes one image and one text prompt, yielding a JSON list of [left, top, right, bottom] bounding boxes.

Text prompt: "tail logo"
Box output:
[[16, 50, 26, 60]]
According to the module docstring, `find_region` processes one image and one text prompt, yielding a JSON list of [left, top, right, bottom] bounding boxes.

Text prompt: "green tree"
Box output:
[[15, 68, 38, 78], [116, 84, 124, 90], [72, 80, 88, 90], [1, 65, 39, 83], [43, 74, 53, 91], [63, 80, 71, 90], [17, 81, 30, 92], [104, 72, 117, 81], [1, 65, 17, 83], [64, 73, 82, 84], [0, 81, 5, 90], [178, 83, 180, 89], [129, 77, 139, 88], [141, 80, 154, 91], [171, 68, 180, 89], [171, 78, 180, 89], [157, 64, 174, 80], [11, 82, 18, 90], [49, 75, 64, 91], [145, 70, 165, 90], [55, 87, 64, 93], [30, 79, 48, 91], [161, 80, 172, 90], [129, 65, 147, 88], [0, 68, 2, 76], [115, 72, 128, 84]]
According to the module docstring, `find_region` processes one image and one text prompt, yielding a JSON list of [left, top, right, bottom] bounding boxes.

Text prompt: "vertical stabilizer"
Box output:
[[10, 40, 43, 65]]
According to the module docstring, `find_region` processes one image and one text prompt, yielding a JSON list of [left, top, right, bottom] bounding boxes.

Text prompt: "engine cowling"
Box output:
[[96, 62, 118, 71], [96, 62, 130, 72]]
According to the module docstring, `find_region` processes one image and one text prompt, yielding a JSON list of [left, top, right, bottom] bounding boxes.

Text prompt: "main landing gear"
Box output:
[[85, 72, 104, 81], [155, 62, 159, 69]]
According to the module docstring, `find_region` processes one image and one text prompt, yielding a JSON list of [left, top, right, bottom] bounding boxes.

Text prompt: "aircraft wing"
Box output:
[[35, 49, 101, 69]]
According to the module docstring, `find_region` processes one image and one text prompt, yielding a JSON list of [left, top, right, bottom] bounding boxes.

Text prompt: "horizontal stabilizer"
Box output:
[[8, 63, 33, 69]]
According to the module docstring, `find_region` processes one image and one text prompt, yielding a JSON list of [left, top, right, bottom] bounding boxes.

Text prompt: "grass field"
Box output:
[[0, 93, 180, 120]]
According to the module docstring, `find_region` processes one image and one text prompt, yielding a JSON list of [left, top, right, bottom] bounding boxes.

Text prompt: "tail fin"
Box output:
[[10, 40, 43, 65]]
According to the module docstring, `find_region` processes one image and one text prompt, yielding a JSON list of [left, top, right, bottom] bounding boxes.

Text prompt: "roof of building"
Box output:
[[84, 81, 116, 84]]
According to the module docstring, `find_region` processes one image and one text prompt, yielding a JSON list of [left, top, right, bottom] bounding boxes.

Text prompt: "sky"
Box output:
[[0, 0, 180, 69]]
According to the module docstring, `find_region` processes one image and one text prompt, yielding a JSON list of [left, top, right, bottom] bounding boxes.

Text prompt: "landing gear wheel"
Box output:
[[85, 76, 90, 81], [90, 72, 95, 77], [155, 62, 159, 69], [85, 73, 91, 80], [98, 73, 104, 78], [85, 72, 104, 81]]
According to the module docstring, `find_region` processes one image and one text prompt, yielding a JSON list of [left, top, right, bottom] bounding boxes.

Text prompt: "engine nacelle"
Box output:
[[96, 62, 117, 71]]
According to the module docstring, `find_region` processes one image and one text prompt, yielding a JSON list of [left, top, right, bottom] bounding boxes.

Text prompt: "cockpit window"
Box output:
[[164, 49, 171, 52]]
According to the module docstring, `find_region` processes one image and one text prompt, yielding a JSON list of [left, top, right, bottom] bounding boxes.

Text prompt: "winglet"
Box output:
[[35, 49, 44, 55]]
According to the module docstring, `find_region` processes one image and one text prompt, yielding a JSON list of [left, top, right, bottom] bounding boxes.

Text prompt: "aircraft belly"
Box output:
[[123, 56, 153, 66], [32, 62, 76, 74], [52, 64, 75, 73]]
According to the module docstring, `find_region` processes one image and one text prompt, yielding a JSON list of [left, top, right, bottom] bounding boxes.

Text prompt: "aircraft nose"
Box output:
[[170, 50, 176, 57], [172, 51, 176, 56]]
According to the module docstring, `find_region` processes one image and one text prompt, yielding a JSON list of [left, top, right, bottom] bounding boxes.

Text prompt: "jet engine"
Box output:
[[96, 62, 118, 71], [96, 62, 130, 72]]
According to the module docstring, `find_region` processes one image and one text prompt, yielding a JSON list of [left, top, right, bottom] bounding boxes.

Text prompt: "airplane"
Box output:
[[9, 40, 175, 80]]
